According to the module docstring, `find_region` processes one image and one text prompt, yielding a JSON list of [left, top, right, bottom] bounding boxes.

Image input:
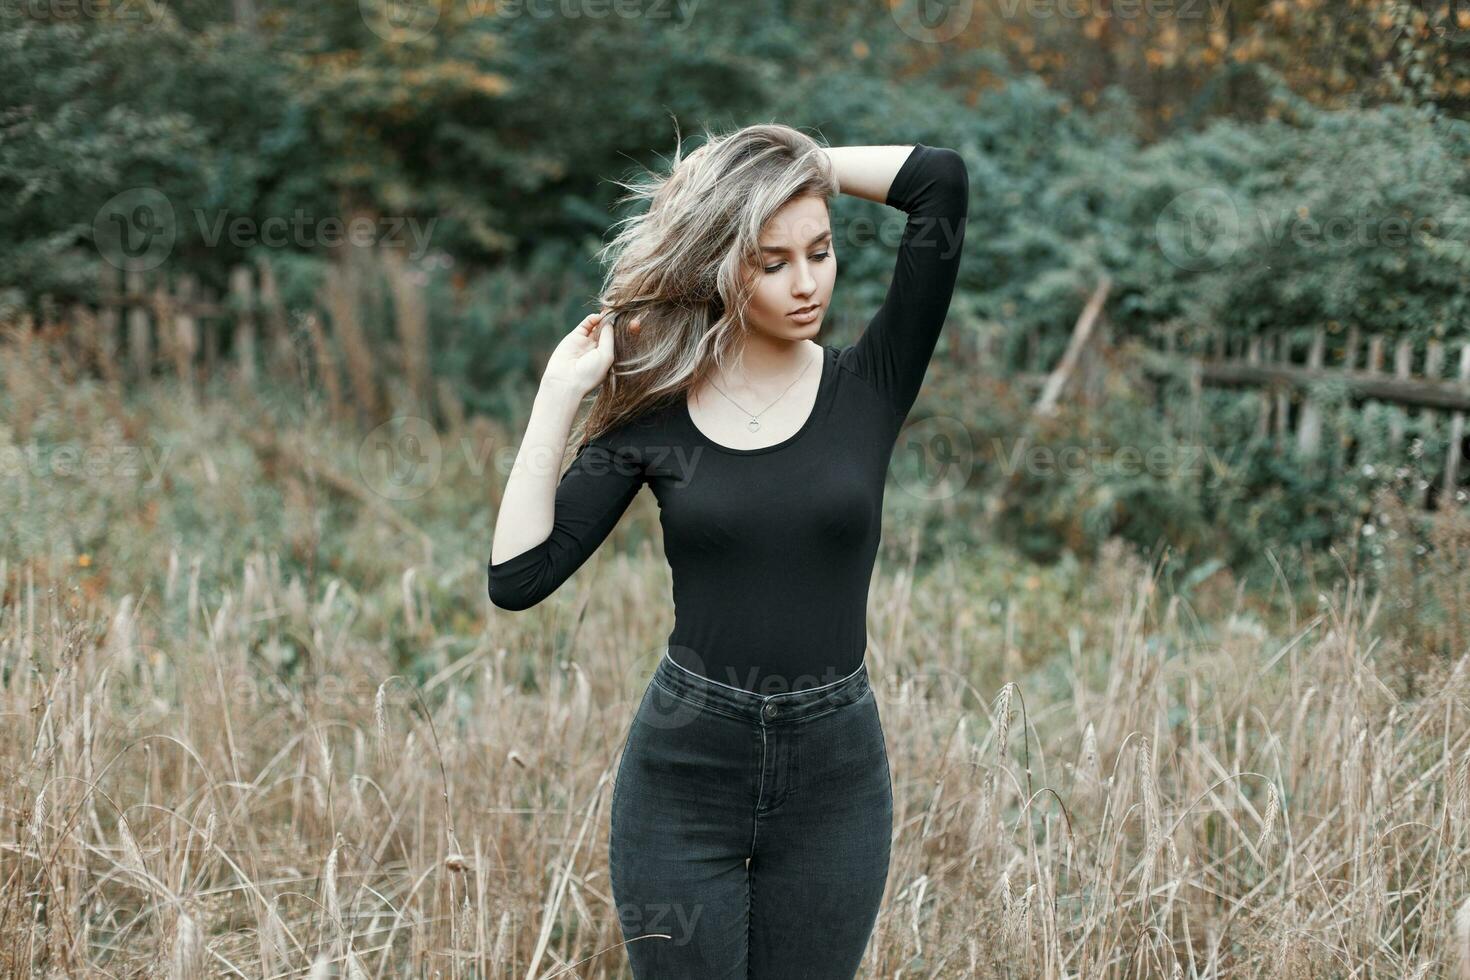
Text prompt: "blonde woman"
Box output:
[[489, 123, 968, 978]]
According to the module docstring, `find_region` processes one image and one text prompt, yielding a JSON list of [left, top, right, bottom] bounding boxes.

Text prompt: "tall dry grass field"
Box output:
[[3, 329, 1470, 977]]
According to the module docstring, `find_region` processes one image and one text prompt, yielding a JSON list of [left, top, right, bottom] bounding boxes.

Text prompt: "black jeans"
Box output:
[[609, 649, 893, 979]]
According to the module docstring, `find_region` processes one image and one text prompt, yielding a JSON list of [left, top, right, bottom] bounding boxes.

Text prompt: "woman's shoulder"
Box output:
[[584, 393, 684, 450]]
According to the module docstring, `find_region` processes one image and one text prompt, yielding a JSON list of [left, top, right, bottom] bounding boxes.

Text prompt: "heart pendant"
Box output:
[[747, 419, 760, 432]]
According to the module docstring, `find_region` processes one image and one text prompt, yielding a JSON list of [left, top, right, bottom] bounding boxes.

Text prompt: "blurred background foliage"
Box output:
[[2, 0, 1469, 617]]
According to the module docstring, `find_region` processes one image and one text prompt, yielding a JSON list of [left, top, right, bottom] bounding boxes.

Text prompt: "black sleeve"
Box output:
[[846, 143, 970, 422], [486, 430, 645, 611]]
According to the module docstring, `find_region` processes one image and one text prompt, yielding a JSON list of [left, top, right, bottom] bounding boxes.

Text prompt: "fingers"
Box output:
[[580, 309, 642, 341], [597, 314, 616, 356], [594, 316, 639, 354], [580, 309, 608, 337]]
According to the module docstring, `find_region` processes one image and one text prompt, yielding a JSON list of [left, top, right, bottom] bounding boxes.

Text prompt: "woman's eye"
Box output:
[[764, 252, 831, 274]]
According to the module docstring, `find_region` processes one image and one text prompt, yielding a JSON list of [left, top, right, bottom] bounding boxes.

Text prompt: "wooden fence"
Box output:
[[48, 250, 434, 426], [1141, 322, 1470, 509], [89, 256, 293, 389], [1005, 282, 1470, 513]]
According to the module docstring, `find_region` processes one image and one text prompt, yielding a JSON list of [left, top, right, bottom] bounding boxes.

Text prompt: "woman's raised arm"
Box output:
[[829, 143, 970, 423]]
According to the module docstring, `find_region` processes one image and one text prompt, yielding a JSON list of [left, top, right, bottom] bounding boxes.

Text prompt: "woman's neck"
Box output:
[[718, 336, 817, 390]]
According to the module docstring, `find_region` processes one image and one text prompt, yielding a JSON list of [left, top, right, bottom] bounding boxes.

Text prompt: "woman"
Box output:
[[488, 123, 968, 978]]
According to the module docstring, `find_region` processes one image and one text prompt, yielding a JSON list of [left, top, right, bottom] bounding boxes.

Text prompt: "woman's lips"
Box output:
[[788, 304, 821, 323]]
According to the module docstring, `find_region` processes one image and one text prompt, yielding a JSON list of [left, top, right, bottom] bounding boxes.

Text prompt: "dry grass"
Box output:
[[3, 343, 1470, 977]]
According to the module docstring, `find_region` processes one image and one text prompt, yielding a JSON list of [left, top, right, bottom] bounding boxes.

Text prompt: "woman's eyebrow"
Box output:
[[759, 229, 833, 254]]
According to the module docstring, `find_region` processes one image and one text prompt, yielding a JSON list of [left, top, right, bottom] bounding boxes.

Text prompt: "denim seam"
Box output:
[[779, 701, 843, 726], [753, 723, 767, 823], [758, 725, 770, 816], [746, 851, 756, 980], [775, 687, 866, 730], [649, 674, 748, 724], [870, 690, 893, 793], [764, 663, 869, 701], [749, 722, 764, 976], [664, 648, 868, 700]]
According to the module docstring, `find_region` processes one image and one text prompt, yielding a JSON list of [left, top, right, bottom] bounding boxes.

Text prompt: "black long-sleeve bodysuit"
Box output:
[[488, 144, 969, 694]]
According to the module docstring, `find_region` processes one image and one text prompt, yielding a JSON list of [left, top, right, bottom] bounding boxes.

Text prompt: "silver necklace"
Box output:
[[706, 349, 815, 432]]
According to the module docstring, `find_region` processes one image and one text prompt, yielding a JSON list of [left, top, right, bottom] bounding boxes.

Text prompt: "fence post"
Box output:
[[97, 263, 121, 384], [1187, 329, 1204, 442], [302, 311, 346, 424], [1296, 326, 1325, 457], [382, 245, 430, 414], [1416, 340, 1447, 508], [1358, 334, 1387, 475], [151, 273, 174, 389], [201, 284, 219, 384], [1366, 335, 1384, 375], [321, 258, 379, 423], [1389, 338, 1413, 453], [125, 261, 151, 382], [1273, 331, 1290, 444], [68, 303, 98, 380], [1247, 335, 1269, 439], [1443, 342, 1470, 508], [174, 274, 199, 390], [1423, 339, 1445, 432], [1365, 335, 1386, 472], [1337, 325, 1360, 460], [231, 264, 258, 387], [255, 255, 292, 379]]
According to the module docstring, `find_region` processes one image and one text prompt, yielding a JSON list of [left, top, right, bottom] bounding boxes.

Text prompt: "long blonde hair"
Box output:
[[572, 121, 838, 449]]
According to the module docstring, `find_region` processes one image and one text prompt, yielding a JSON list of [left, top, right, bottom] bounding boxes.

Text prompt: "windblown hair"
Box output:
[[571, 121, 838, 450]]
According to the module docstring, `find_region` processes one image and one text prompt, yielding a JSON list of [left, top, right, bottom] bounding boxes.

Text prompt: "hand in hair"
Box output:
[[541, 309, 640, 398]]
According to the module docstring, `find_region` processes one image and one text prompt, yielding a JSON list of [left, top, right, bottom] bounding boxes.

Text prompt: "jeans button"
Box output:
[[762, 702, 777, 721]]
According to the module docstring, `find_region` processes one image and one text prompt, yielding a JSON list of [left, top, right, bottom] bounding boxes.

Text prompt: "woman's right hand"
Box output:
[[540, 309, 639, 398]]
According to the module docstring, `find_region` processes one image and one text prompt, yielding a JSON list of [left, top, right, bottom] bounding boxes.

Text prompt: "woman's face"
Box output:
[[742, 194, 836, 342]]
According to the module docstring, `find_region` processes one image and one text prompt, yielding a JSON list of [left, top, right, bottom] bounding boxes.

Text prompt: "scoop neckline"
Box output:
[[682, 344, 833, 456]]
